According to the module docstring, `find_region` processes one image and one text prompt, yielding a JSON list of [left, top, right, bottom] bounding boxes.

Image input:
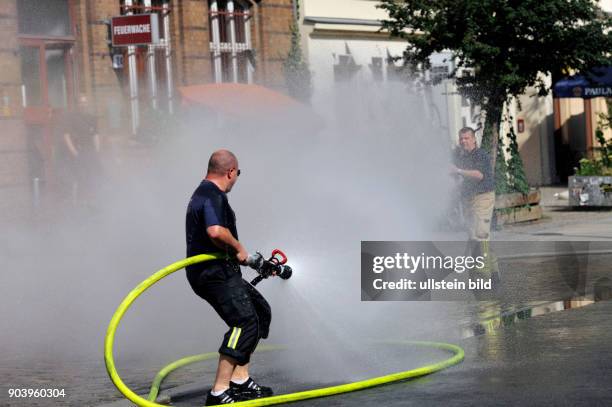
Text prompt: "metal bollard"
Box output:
[[32, 177, 40, 209]]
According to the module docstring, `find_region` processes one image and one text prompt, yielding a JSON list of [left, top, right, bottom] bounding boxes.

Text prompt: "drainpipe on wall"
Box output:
[[125, 0, 140, 135], [163, 0, 174, 114], [227, 0, 238, 83], [144, 0, 158, 110], [210, 0, 223, 83], [245, 0, 261, 82]]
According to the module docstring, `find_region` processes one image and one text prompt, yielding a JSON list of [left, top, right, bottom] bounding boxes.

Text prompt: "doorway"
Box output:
[[19, 40, 76, 188]]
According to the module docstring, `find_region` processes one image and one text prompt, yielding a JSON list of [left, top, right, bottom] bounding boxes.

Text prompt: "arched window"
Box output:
[[17, 0, 76, 109], [119, 0, 175, 118], [208, 0, 254, 83]]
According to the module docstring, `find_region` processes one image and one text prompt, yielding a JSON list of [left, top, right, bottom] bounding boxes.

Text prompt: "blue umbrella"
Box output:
[[553, 66, 612, 99]]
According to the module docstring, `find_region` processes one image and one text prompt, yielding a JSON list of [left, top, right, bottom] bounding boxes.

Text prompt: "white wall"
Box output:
[[306, 36, 403, 96], [303, 0, 389, 21], [299, 0, 591, 185], [515, 80, 556, 186]]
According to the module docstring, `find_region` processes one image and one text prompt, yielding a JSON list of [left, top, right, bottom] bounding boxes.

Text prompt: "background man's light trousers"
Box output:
[[464, 191, 495, 241]]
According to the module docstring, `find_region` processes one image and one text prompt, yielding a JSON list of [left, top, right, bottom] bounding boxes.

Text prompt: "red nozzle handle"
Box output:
[[271, 249, 287, 265]]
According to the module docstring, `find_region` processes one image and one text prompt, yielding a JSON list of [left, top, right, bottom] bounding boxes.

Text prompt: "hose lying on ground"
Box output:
[[104, 254, 465, 407]]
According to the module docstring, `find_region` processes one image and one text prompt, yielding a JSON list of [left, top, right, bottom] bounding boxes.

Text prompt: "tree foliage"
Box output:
[[283, 3, 312, 103], [379, 0, 611, 103], [505, 114, 530, 194], [378, 0, 612, 191], [577, 103, 612, 175]]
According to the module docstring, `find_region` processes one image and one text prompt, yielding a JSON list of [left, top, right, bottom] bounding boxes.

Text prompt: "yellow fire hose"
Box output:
[[104, 254, 465, 407]]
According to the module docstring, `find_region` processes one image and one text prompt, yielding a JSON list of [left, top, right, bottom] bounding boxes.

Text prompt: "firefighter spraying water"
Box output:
[[185, 149, 295, 405]]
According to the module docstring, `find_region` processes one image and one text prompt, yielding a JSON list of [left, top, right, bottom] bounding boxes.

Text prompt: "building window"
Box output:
[[17, 0, 76, 110], [430, 65, 449, 83], [385, 54, 411, 83], [333, 52, 361, 83], [17, 0, 72, 37], [120, 0, 168, 41], [19, 46, 42, 106], [119, 0, 174, 115], [208, 0, 254, 83], [370, 57, 384, 83]]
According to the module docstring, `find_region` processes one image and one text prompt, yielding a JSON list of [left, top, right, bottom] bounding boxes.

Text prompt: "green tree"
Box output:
[[283, 3, 312, 103], [378, 0, 612, 190]]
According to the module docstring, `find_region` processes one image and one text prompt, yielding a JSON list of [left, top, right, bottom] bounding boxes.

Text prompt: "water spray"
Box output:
[[104, 252, 464, 407]]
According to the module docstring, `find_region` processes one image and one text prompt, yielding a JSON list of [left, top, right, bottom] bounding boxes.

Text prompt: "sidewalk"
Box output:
[[495, 186, 612, 241]]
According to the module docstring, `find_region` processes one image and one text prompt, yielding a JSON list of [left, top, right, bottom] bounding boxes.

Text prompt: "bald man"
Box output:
[[185, 150, 273, 405]]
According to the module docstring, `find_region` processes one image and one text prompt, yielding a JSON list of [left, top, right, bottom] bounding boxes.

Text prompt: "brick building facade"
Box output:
[[0, 0, 294, 219]]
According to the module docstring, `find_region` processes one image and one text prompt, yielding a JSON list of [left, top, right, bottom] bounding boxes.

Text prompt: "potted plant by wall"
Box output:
[[569, 108, 612, 206]]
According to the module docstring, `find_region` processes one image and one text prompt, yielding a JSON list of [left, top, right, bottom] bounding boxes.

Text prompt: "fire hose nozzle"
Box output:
[[277, 265, 292, 280], [248, 249, 292, 286], [246, 252, 264, 270]]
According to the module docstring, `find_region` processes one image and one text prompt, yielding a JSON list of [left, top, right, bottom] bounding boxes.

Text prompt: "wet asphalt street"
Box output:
[[144, 296, 612, 407], [3, 263, 611, 407], [2, 203, 612, 407], [280, 300, 612, 407]]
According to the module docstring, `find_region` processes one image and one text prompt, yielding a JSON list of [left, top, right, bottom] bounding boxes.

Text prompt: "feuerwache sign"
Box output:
[[111, 14, 160, 46]]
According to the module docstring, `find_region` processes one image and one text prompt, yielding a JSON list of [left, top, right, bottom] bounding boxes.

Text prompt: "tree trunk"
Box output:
[[490, 117, 500, 170], [478, 97, 507, 195], [481, 99, 504, 170]]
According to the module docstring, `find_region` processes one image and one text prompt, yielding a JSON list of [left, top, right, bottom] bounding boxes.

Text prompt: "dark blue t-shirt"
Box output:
[[453, 147, 495, 197], [185, 180, 238, 271]]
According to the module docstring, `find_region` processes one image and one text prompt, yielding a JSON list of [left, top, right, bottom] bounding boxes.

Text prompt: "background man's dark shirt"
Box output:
[[57, 111, 98, 157], [185, 180, 238, 272], [61, 111, 97, 134], [453, 147, 495, 197]]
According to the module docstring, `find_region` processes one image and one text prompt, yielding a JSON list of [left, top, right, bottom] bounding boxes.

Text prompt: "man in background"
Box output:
[[451, 127, 500, 288], [56, 94, 101, 206], [451, 127, 495, 241]]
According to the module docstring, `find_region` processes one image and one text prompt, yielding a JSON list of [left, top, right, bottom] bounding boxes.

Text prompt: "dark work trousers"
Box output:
[[187, 261, 271, 365]]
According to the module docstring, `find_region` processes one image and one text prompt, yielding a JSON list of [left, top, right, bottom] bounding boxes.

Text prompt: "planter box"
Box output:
[[496, 205, 543, 225], [568, 176, 612, 206], [495, 190, 541, 209], [495, 188, 543, 225]]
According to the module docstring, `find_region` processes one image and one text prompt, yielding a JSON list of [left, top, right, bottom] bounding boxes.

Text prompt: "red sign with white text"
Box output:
[[111, 14, 159, 46]]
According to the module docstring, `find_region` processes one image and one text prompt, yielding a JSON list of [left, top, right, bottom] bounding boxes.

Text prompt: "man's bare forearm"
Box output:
[[207, 225, 245, 254], [459, 169, 484, 181]]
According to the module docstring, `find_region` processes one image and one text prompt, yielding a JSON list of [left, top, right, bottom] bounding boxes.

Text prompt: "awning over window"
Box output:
[[178, 83, 301, 117], [553, 66, 612, 99]]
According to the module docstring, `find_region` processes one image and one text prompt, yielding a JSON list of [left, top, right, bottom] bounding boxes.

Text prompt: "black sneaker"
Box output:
[[230, 377, 273, 399], [205, 388, 243, 405]]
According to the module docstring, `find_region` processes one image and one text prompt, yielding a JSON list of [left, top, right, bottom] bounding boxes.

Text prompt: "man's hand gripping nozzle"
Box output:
[[246, 249, 293, 286]]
